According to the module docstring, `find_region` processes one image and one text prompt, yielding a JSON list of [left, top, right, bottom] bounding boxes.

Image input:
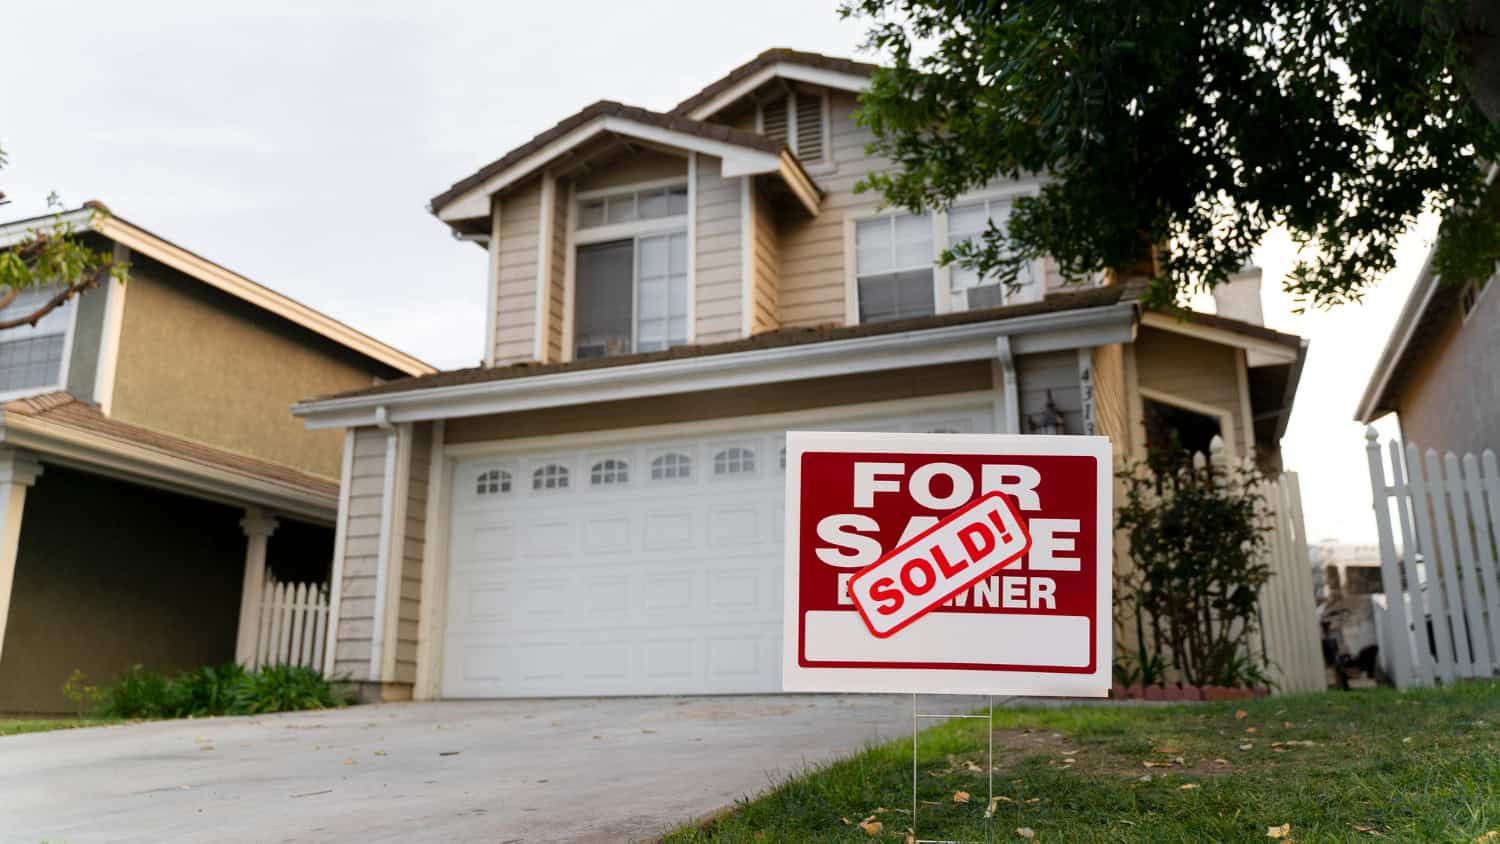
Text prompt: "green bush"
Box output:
[[86, 663, 346, 720]]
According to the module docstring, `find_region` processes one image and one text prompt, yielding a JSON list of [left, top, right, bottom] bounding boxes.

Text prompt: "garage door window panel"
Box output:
[[532, 463, 571, 491], [712, 446, 758, 478], [475, 468, 512, 496], [650, 451, 694, 482], [590, 458, 630, 486]]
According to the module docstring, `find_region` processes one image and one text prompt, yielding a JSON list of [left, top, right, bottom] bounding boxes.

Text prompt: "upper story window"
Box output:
[[574, 231, 689, 359], [758, 90, 828, 165], [855, 213, 936, 323], [577, 185, 688, 230], [0, 286, 74, 396], [947, 198, 1037, 311]]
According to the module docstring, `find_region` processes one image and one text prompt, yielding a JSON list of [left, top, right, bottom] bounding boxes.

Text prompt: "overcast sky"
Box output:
[[2, 1, 1423, 543]]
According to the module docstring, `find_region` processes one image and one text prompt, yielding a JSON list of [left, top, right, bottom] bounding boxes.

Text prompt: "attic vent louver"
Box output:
[[757, 91, 826, 165]]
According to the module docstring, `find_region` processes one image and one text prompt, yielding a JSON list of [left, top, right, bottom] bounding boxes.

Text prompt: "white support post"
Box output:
[[235, 507, 279, 666], [0, 448, 42, 664], [993, 336, 1021, 434]]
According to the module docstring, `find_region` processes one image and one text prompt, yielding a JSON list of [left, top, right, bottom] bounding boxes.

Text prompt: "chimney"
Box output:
[[1212, 265, 1265, 326]]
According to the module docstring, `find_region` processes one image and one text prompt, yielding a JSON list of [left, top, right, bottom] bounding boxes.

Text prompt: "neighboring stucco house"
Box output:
[[0, 203, 432, 712], [1356, 244, 1498, 455], [293, 48, 1308, 702]]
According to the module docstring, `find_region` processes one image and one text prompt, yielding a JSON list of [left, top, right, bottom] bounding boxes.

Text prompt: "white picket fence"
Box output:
[[251, 580, 329, 670], [1254, 469, 1326, 693], [1364, 429, 1500, 689]]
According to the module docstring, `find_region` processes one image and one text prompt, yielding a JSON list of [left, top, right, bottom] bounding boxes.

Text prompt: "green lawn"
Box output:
[[0, 717, 116, 737], [667, 682, 1500, 842]]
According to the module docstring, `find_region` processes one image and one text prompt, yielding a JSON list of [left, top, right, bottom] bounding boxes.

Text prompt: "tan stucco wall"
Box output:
[[1393, 284, 1500, 456], [108, 253, 403, 478], [446, 361, 994, 444]]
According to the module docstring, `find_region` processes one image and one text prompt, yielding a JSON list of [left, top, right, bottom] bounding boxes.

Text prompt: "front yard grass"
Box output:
[[667, 681, 1500, 842], [0, 717, 116, 737]]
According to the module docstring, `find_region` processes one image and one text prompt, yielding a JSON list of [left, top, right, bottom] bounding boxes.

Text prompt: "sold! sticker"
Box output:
[[848, 492, 1031, 638], [782, 429, 1113, 698]]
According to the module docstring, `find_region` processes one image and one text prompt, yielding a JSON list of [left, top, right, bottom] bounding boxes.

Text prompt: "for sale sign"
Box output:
[[782, 431, 1112, 697]]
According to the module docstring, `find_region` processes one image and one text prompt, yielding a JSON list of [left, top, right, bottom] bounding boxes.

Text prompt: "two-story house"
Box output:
[[294, 49, 1308, 702], [0, 203, 431, 712]]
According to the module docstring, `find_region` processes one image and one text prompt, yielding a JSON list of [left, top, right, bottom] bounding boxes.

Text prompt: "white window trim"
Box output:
[[843, 184, 1047, 326], [0, 286, 82, 404], [566, 171, 696, 362]]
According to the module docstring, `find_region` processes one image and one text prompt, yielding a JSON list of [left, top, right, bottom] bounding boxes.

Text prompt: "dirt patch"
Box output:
[[932, 728, 1239, 780]]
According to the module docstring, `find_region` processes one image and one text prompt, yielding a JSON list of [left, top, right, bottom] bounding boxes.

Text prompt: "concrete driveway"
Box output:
[[0, 694, 980, 843]]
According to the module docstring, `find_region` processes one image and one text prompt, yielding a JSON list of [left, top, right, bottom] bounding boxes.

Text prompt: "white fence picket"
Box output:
[[246, 578, 331, 671], [1366, 430, 1415, 687], [1365, 431, 1500, 688]]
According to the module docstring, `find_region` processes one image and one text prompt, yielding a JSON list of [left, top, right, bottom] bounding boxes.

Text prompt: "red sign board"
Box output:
[[782, 431, 1113, 697]]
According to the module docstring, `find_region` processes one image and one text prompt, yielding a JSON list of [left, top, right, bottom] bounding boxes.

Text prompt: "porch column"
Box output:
[[235, 508, 279, 665], [0, 448, 43, 664]]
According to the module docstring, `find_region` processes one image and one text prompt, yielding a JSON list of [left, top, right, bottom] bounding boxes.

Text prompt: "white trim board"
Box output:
[[682, 62, 872, 122], [435, 115, 818, 221], [295, 302, 1139, 429]]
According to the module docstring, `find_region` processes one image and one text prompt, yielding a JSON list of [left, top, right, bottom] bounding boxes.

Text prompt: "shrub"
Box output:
[[80, 663, 345, 720], [1115, 440, 1275, 689]]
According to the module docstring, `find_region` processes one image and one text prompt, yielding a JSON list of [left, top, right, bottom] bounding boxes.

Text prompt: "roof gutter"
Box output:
[[1354, 246, 1441, 423], [293, 301, 1139, 430]]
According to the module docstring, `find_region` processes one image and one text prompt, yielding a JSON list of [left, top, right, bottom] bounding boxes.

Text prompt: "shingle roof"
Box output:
[[428, 100, 795, 215], [312, 283, 1139, 403], [670, 48, 881, 117], [4, 392, 338, 500]]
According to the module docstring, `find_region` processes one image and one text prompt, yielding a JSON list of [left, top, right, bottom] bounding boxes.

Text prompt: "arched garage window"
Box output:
[[713, 447, 756, 476], [590, 458, 629, 486], [532, 463, 569, 491], [475, 468, 511, 495], [650, 452, 691, 481]]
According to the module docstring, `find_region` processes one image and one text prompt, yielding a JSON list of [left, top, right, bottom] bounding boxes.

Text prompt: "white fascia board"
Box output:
[[0, 414, 335, 522], [436, 116, 783, 222], [1140, 312, 1300, 364], [1354, 248, 1441, 422], [294, 302, 1137, 430], [0, 209, 97, 248], [684, 63, 873, 122]]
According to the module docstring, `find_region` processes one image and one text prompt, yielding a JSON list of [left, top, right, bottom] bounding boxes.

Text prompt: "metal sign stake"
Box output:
[[912, 693, 995, 844]]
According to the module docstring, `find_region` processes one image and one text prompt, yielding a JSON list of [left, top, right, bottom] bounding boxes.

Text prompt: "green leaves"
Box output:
[[845, 0, 1500, 306]]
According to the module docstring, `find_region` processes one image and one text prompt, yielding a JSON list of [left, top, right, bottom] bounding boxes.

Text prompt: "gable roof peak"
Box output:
[[670, 47, 881, 118]]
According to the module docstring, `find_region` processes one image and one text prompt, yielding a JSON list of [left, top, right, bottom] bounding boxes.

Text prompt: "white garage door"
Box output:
[[441, 399, 995, 698]]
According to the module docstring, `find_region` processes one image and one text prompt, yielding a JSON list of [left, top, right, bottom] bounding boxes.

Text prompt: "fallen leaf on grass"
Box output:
[[1476, 832, 1499, 843], [839, 817, 851, 825], [857, 817, 882, 836], [1143, 760, 1175, 768], [962, 759, 983, 772], [985, 796, 1011, 818], [1179, 783, 1199, 790], [1267, 823, 1291, 839], [953, 791, 971, 803], [906, 830, 916, 844], [1239, 743, 1254, 751], [1348, 823, 1382, 836], [1016, 828, 1036, 840], [1063, 757, 1076, 764], [1026, 798, 1041, 804], [1235, 710, 1249, 720], [1211, 758, 1232, 767], [1245, 727, 1259, 734]]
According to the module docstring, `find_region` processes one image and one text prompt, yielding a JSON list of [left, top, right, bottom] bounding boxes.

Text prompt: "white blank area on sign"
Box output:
[[803, 610, 1090, 668]]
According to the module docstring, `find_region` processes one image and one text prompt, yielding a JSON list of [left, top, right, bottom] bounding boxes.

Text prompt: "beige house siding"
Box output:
[[493, 180, 543, 365], [574, 150, 686, 194], [333, 426, 388, 680], [545, 185, 568, 362], [108, 253, 401, 479], [1393, 286, 1500, 456], [750, 185, 781, 332], [695, 156, 744, 342], [1016, 351, 1084, 435], [1091, 343, 1131, 455], [779, 92, 883, 328], [1134, 325, 1252, 457], [393, 423, 431, 685], [446, 361, 993, 444]]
